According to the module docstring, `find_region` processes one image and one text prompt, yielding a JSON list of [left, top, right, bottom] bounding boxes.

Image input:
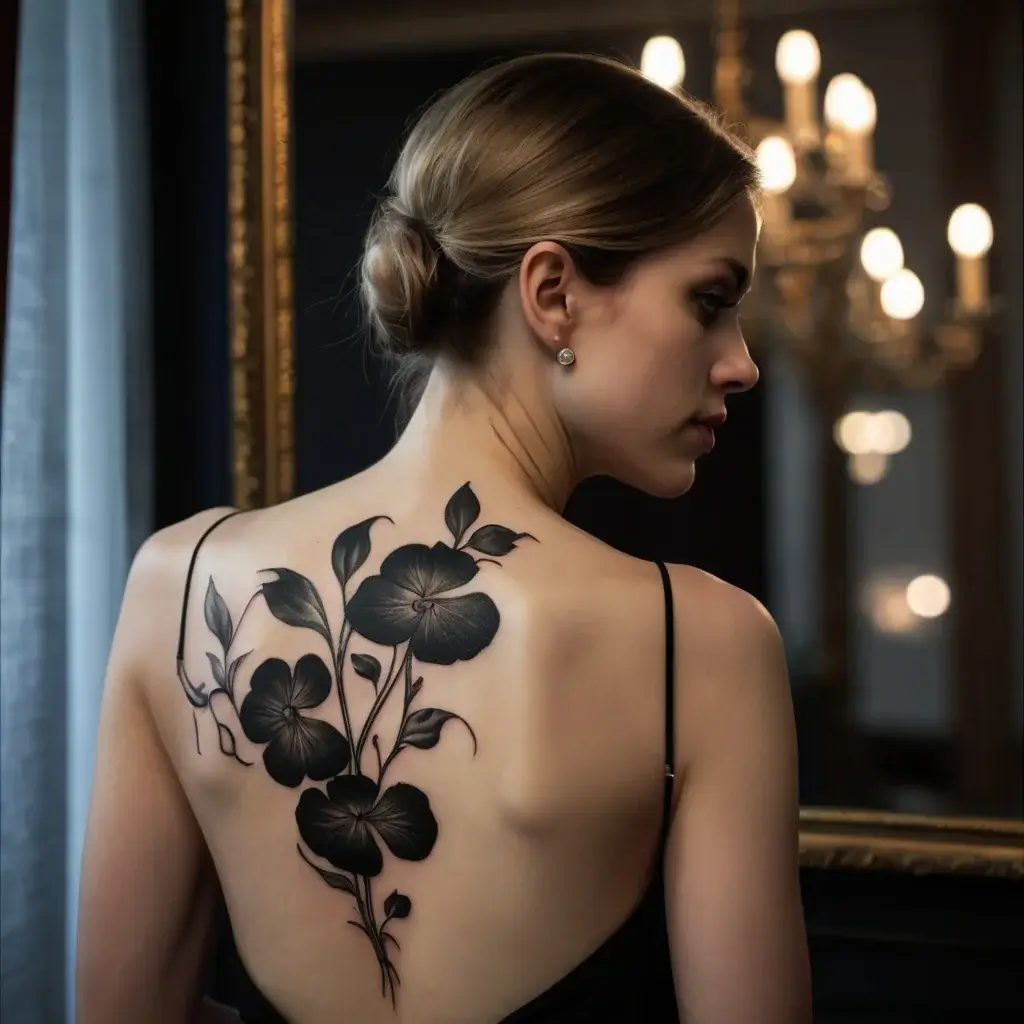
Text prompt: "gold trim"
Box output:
[[227, 0, 295, 510], [799, 808, 1024, 877]]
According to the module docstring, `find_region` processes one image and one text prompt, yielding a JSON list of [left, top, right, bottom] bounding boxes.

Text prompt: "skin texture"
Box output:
[[76, 196, 811, 1024]]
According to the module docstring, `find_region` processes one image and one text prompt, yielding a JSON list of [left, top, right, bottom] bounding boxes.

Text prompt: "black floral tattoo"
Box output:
[[176, 483, 533, 1004]]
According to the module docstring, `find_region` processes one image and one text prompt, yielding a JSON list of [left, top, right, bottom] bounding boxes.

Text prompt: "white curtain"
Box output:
[[1, 1, 152, 1021]]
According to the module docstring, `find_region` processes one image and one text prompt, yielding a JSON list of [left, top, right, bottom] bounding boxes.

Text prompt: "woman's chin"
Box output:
[[617, 458, 696, 500]]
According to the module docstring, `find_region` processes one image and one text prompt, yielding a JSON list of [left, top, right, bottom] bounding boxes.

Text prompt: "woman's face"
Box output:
[[556, 197, 760, 498]]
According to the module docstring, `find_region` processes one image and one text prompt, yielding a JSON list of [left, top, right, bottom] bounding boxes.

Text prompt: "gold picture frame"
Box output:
[[799, 809, 1024, 877], [227, 0, 295, 510], [225, 0, 1024, 879]]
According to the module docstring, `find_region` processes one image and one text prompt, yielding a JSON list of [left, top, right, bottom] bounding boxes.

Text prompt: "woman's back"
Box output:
[[76, 52, 811, 1024], [149, 474, 679, 1023]]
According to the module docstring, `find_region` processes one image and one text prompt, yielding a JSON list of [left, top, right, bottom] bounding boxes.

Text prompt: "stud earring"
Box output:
[[556, 346, 576, 367]]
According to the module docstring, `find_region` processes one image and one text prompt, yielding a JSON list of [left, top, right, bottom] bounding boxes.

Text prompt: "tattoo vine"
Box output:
[[175, 483, 534, 1004]]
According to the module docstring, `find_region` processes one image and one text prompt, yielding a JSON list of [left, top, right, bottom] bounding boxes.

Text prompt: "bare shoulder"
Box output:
[[116, 508, 242, 675], [663, 564, 790, 762], [666, 563, 780, 651], [662, 566, 810, 1022]]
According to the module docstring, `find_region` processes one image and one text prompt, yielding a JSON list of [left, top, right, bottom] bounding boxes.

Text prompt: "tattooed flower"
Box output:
[[345, 542, 499, 664], [296, 774, 438, 878], [239, 654, 350, 787], [384, 891, 411, 920]]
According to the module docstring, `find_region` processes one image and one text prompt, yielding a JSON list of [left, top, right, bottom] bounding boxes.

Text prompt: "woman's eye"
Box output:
[[694, 292, 736, 325]]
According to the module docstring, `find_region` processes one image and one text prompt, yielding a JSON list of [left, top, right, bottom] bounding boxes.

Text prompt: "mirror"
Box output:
[[226, 0, 1024, 876]]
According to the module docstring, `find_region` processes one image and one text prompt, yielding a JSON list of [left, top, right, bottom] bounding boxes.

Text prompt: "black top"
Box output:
[[180, 515, 679, 1023]]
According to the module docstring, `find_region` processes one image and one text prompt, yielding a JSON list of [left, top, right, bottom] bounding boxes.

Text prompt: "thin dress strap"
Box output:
[[655, 561, 676, 849], [175, 510, 243, 664]]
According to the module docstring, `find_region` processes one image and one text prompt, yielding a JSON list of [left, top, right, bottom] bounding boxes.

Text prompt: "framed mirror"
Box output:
[[225, 0, 1024, 877]]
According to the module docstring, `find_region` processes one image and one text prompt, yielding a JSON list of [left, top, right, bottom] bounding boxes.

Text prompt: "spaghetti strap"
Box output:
[[654, 562, 676, 848], [175, 510, 244, 665]]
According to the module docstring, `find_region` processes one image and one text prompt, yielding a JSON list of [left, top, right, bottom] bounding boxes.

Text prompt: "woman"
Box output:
[[77, 53, 811, 1024]]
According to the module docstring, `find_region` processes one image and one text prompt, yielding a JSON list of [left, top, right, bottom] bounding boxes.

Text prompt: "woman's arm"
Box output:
[[76, 530, 227, 1024], [665, 571, 812, 1024]]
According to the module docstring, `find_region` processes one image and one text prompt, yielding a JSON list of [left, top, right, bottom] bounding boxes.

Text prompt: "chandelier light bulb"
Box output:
[[861, 87, 878, 131], [775, 30, 821, 85], [880, 268, 925, 320], [870, 410, 912, 455], [755, 136, 797, 194], [641, 35, 686, 90], [824, 73, 876, 133], [947, 203, 993, 258], [848, 451, 889, 485], [865, 580, 918, 634], [860, 227, 904, 282], [835, 409, 912, 456], [834, 410, 875, 455], [905, 574, 951, 619]]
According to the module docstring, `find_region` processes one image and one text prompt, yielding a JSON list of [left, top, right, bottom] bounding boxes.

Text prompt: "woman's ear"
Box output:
[[518, 241, 576, 358]]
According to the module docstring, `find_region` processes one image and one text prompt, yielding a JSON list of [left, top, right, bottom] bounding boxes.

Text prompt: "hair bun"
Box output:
[[361, 200, 447, 359]]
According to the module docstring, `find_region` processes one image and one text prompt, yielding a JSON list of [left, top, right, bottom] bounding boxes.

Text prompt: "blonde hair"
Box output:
[[361, 53, 759, 403]]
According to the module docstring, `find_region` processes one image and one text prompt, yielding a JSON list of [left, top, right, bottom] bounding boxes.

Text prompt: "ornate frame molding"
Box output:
[[800, 808, 1024, 877], [229, 0, 1024, 880], [226, 0, 295, 509]]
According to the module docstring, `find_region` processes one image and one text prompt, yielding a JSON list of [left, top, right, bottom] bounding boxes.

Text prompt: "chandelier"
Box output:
[[636, 2, 994, 769], [639, 0, 996, 413]]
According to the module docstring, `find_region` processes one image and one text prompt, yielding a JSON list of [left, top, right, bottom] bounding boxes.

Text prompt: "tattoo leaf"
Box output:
[[351, 652, 382, 688], [398, 708, 477, 755], [410, 676, 423, 703], [444, 483, 480, 547], [227, 650, 251, 695], [332, 516, 391, 591], [298, 845, 358, 896], [384, 890, 411, 920], [204, 578, 233, 650], [206, 652, 226, 690], [261, 568, 332, 645], [465, 525, 532, 557]]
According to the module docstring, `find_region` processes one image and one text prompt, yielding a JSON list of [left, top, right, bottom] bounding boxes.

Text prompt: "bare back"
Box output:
[[77, 470, 810, 1024], [152, 478, 676, 1022]]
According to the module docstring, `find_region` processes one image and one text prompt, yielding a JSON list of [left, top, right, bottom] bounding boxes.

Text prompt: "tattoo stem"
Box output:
[[227, 590, 261, 657], [334, 621, 357, 770], [377, 656, 416, 784], [355, 645, 409, 769], [360, 875, 395, 1004], [208, 690, 253, 766]]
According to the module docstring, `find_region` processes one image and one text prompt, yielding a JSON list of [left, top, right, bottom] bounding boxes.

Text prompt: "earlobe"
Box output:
[[518, 242, 575, 356]]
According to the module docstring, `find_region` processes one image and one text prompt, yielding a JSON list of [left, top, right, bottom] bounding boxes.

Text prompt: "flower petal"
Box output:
[[345, 576, 422, 646], [294, 716, 351, 780], [368, 782, 438, 862], [238, 657, 292, 743], [412, 592, 500, 664], [289, 653, 333, 709], [296, 785, 384, 877], [379, 543, 478, 597], [262, 715, 351, 787], [325, 772, 379, 811], [262, 734, 307, 788]]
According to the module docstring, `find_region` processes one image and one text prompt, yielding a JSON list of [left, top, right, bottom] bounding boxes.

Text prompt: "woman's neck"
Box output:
[[383, 360, 579, 513]]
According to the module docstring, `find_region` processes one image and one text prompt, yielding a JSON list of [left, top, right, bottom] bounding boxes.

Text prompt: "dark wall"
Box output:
[[802, 867, 1024, 1022], [292, 45, 766, 598], [145, 0, 233, 527]]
